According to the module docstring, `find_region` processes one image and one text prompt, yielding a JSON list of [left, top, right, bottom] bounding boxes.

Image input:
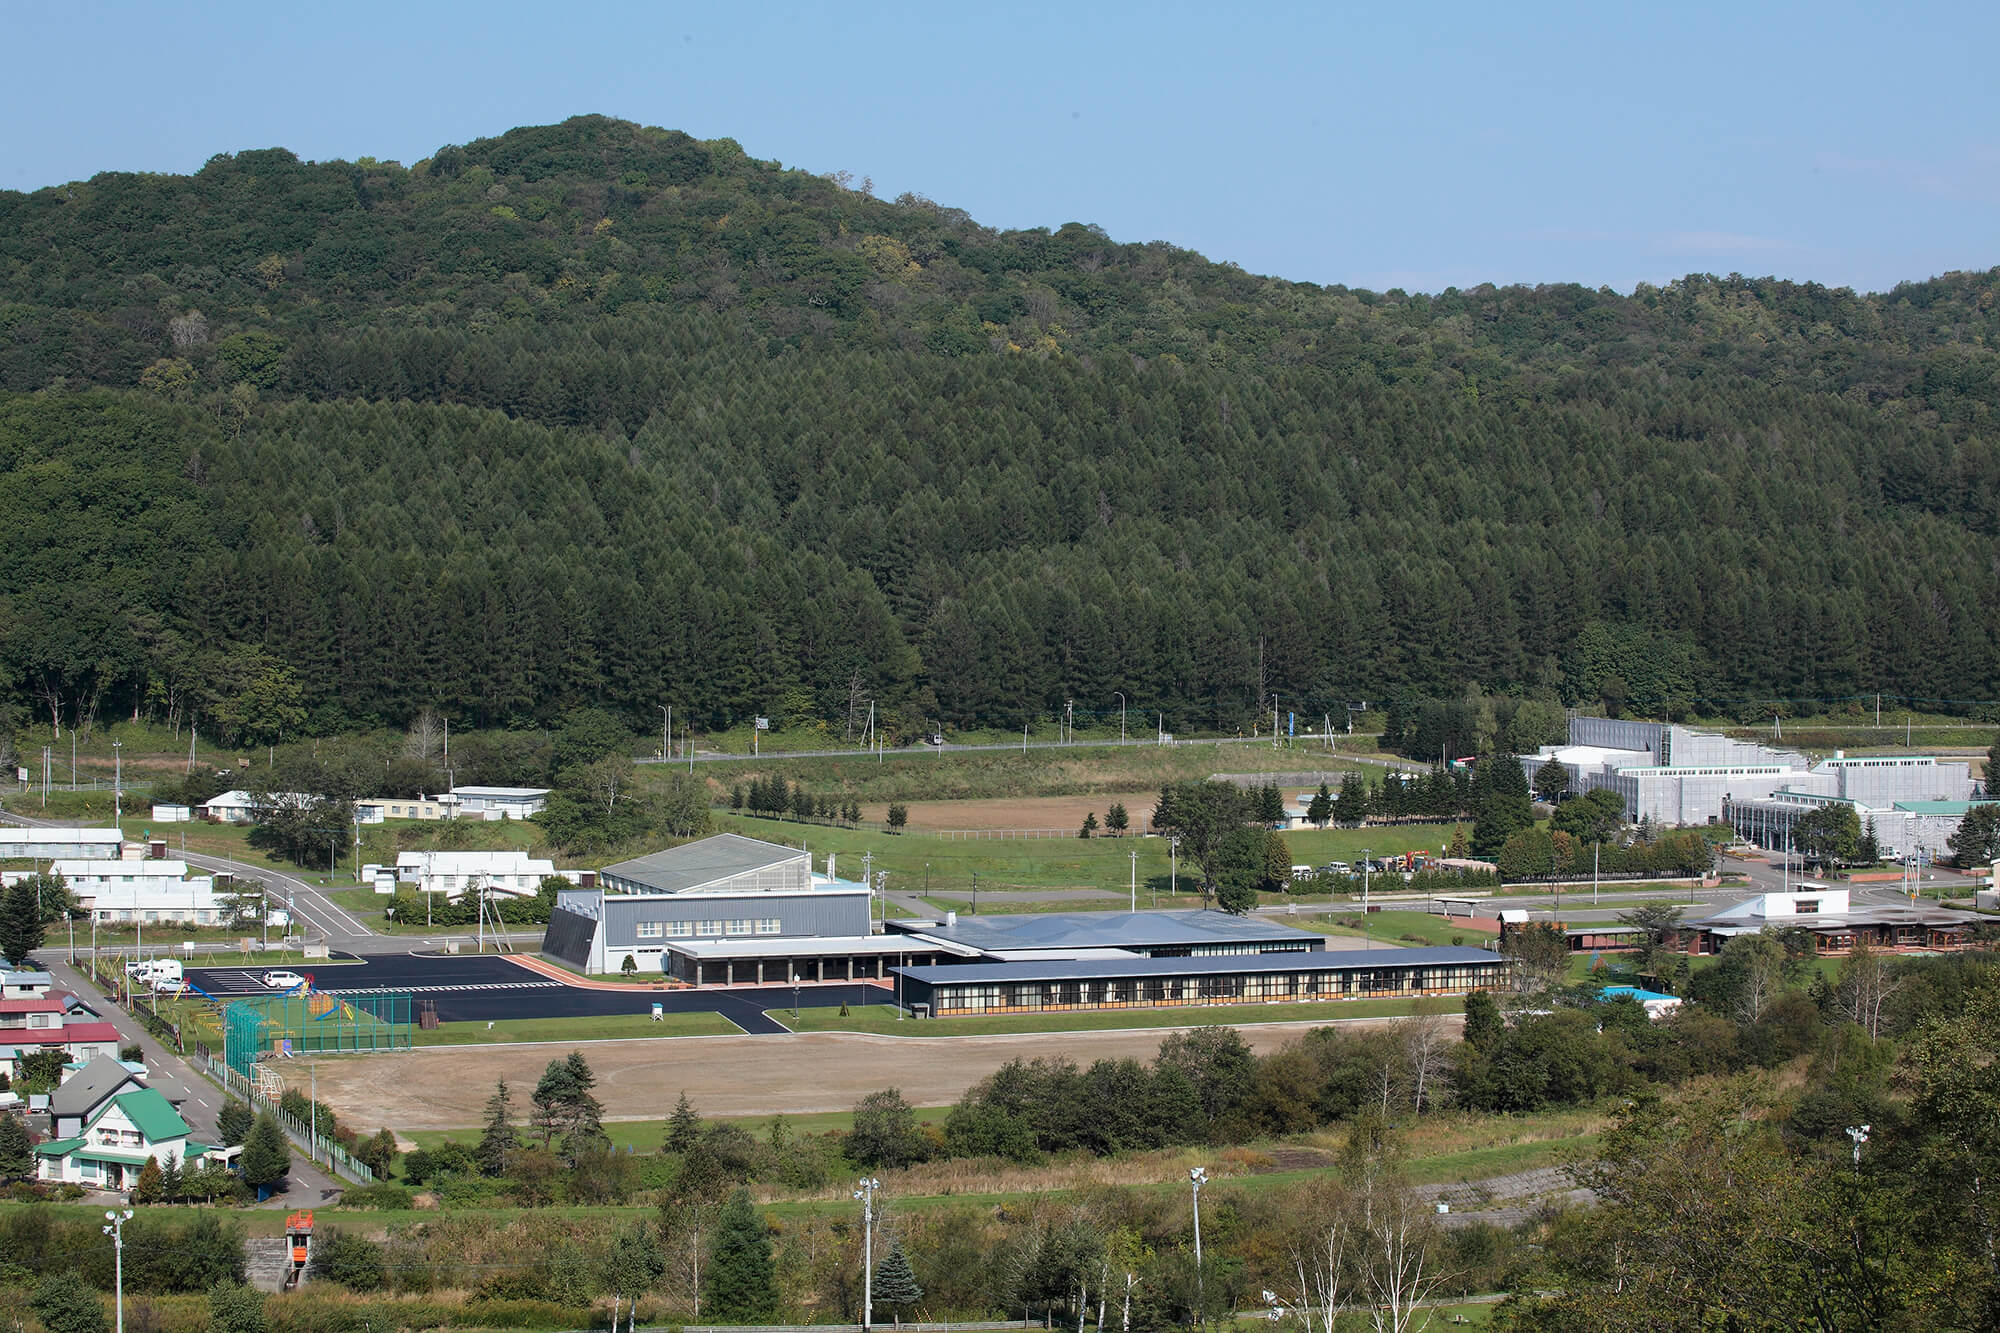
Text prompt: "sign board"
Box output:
[[754, 717, 770, 730], [14, 767, 25, 783]]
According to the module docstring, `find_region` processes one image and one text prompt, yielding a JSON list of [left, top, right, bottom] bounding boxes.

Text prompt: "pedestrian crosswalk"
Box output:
[[191, 970, 564, 998], [324, 981, 563, 996]]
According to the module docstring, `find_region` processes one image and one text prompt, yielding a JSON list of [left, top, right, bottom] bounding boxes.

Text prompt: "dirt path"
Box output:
[[307, 1018, 1423, 1131]]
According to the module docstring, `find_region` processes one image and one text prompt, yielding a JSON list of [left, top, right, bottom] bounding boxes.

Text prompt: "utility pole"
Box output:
[[1115, 691, 1126, 744], [661, 705, 671, 762], [1066, 699, 1074, 745]]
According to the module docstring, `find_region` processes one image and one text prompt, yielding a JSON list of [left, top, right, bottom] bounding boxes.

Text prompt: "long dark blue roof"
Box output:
[[890, 908, 1322, 953], [892, 946, 1503, 986]]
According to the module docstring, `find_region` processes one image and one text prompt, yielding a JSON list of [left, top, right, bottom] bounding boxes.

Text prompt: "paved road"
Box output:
[[637, 734, 1391, 766], [182, 952, 888, 1033], [41, 954, 347, 1203]]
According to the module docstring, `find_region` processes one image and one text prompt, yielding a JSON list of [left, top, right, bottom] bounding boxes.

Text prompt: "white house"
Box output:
[[354, 795, 453, 824], [35, 1086, 210, 1192], [8, 859, 226, 925], [48, 1055, 148, 1140], [394, 850, 557, 897], [446, 786, 550, 820]]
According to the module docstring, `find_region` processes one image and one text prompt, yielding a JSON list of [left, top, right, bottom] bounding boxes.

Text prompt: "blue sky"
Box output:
[[7, 0, 1995, 294]]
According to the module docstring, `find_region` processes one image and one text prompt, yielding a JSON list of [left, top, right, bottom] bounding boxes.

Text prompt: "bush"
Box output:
[[309, 1229, 386, 1292], [334, 1182, 413, 1210]]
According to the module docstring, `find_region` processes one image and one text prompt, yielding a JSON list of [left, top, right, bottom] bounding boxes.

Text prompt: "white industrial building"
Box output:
[[393, 849, 557, 897], [3, 859, 226, 925], [1523, 719, 1975, 839], [0, 827, 123, 860]]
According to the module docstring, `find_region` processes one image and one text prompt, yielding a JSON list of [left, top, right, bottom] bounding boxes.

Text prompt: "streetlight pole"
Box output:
[[1188, 1166, 1208, 1313], [103, 1208, 134, 1333], [1114, 692, 1126, 744], [854, 1176, 881, 1333]]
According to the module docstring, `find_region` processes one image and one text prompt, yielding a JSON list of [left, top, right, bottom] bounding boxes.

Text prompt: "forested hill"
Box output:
[[2, 114, 1999, 742]]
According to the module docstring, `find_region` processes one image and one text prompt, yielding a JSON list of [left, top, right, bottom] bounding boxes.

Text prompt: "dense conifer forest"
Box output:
[[3, 114, 1998, 741]]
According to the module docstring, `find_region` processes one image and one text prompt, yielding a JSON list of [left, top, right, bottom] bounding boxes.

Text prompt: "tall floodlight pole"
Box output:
[[1129, 849, 1138, 911], [1846, 1124, 1870, 1170], [1361, 849, 1372, 945], [661, 705, 671, 761], [1168, 836, 1179, 908], [103, 1209, 134, 1333], [855, 1176, 882, 1332], [113, 741, 123, 824], [1114, 692, 1126, 744], [1189, 1166, 1208, 1311]]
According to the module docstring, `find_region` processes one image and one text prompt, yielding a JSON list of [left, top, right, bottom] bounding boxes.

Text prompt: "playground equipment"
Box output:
[[222, 981, 413, 1075]]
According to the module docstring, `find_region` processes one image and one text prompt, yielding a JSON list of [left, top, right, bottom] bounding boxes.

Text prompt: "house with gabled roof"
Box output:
[[49, 1054, 146, 1140], [35, 1086, 210, 1192]]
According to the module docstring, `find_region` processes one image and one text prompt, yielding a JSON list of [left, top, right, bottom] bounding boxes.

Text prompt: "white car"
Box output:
[[261, 970, 307, 991]]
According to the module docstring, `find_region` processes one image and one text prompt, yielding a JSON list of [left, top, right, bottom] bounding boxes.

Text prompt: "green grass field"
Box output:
[[404, 1103, 956, 1154], [713, 812, 1458, 901], [771, 996, 1461, 1036]]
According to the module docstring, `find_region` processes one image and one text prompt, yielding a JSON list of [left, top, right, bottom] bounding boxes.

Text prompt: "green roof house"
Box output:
[[35, 1087, 207, 1194]]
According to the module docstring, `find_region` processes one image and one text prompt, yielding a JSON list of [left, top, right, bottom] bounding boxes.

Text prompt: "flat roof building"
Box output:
[[892, 946, 1506, 1017], [0, 828, 123, 861], [447, 786, 550, 819], [1523, 719, 1975, 829]]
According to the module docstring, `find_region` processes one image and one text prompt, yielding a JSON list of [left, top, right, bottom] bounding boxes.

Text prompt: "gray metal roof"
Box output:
[[892, 945, 1503, 986], [602, 833, 806, 895], [891, 909, 1323, 954], [48, 1055, 141, 1116]]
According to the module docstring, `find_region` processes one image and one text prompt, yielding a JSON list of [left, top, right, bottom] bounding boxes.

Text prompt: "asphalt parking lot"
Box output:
[[181, 953, 888, 1034]]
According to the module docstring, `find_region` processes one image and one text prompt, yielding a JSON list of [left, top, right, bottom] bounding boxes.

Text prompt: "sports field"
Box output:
[[303, 1012, 1447, 1130]]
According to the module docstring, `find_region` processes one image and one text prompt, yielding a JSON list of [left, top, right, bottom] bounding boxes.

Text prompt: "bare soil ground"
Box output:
[[860, 791, 1159, 832], [306, 1019, 1398, 1131]]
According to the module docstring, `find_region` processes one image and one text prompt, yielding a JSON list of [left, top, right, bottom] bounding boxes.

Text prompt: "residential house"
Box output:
[[446, 786, 550, 820], [394, 850, 557, 897], [35, 1087, 209, 1192], [49, 1054, 146, 1139]]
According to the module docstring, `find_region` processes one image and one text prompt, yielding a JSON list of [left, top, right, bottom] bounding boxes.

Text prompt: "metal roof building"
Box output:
[[545, 834, 875, 977], [888, 909, 1323, 960], [891, 946, 1505, 1017]]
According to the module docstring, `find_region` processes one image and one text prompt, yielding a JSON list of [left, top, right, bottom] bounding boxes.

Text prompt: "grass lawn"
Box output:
[[1280, 824, 1462, 862], [405, 1104, 955, 1153], [772, 996, 1461, 1036], [413, 1012, 740, 1045], [714, 813, 1457, 902]]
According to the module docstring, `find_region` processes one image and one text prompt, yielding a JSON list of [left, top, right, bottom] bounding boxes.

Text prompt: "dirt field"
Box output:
[[860, 791, 1159, 833], [305, 1018, 1423, 1131]]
